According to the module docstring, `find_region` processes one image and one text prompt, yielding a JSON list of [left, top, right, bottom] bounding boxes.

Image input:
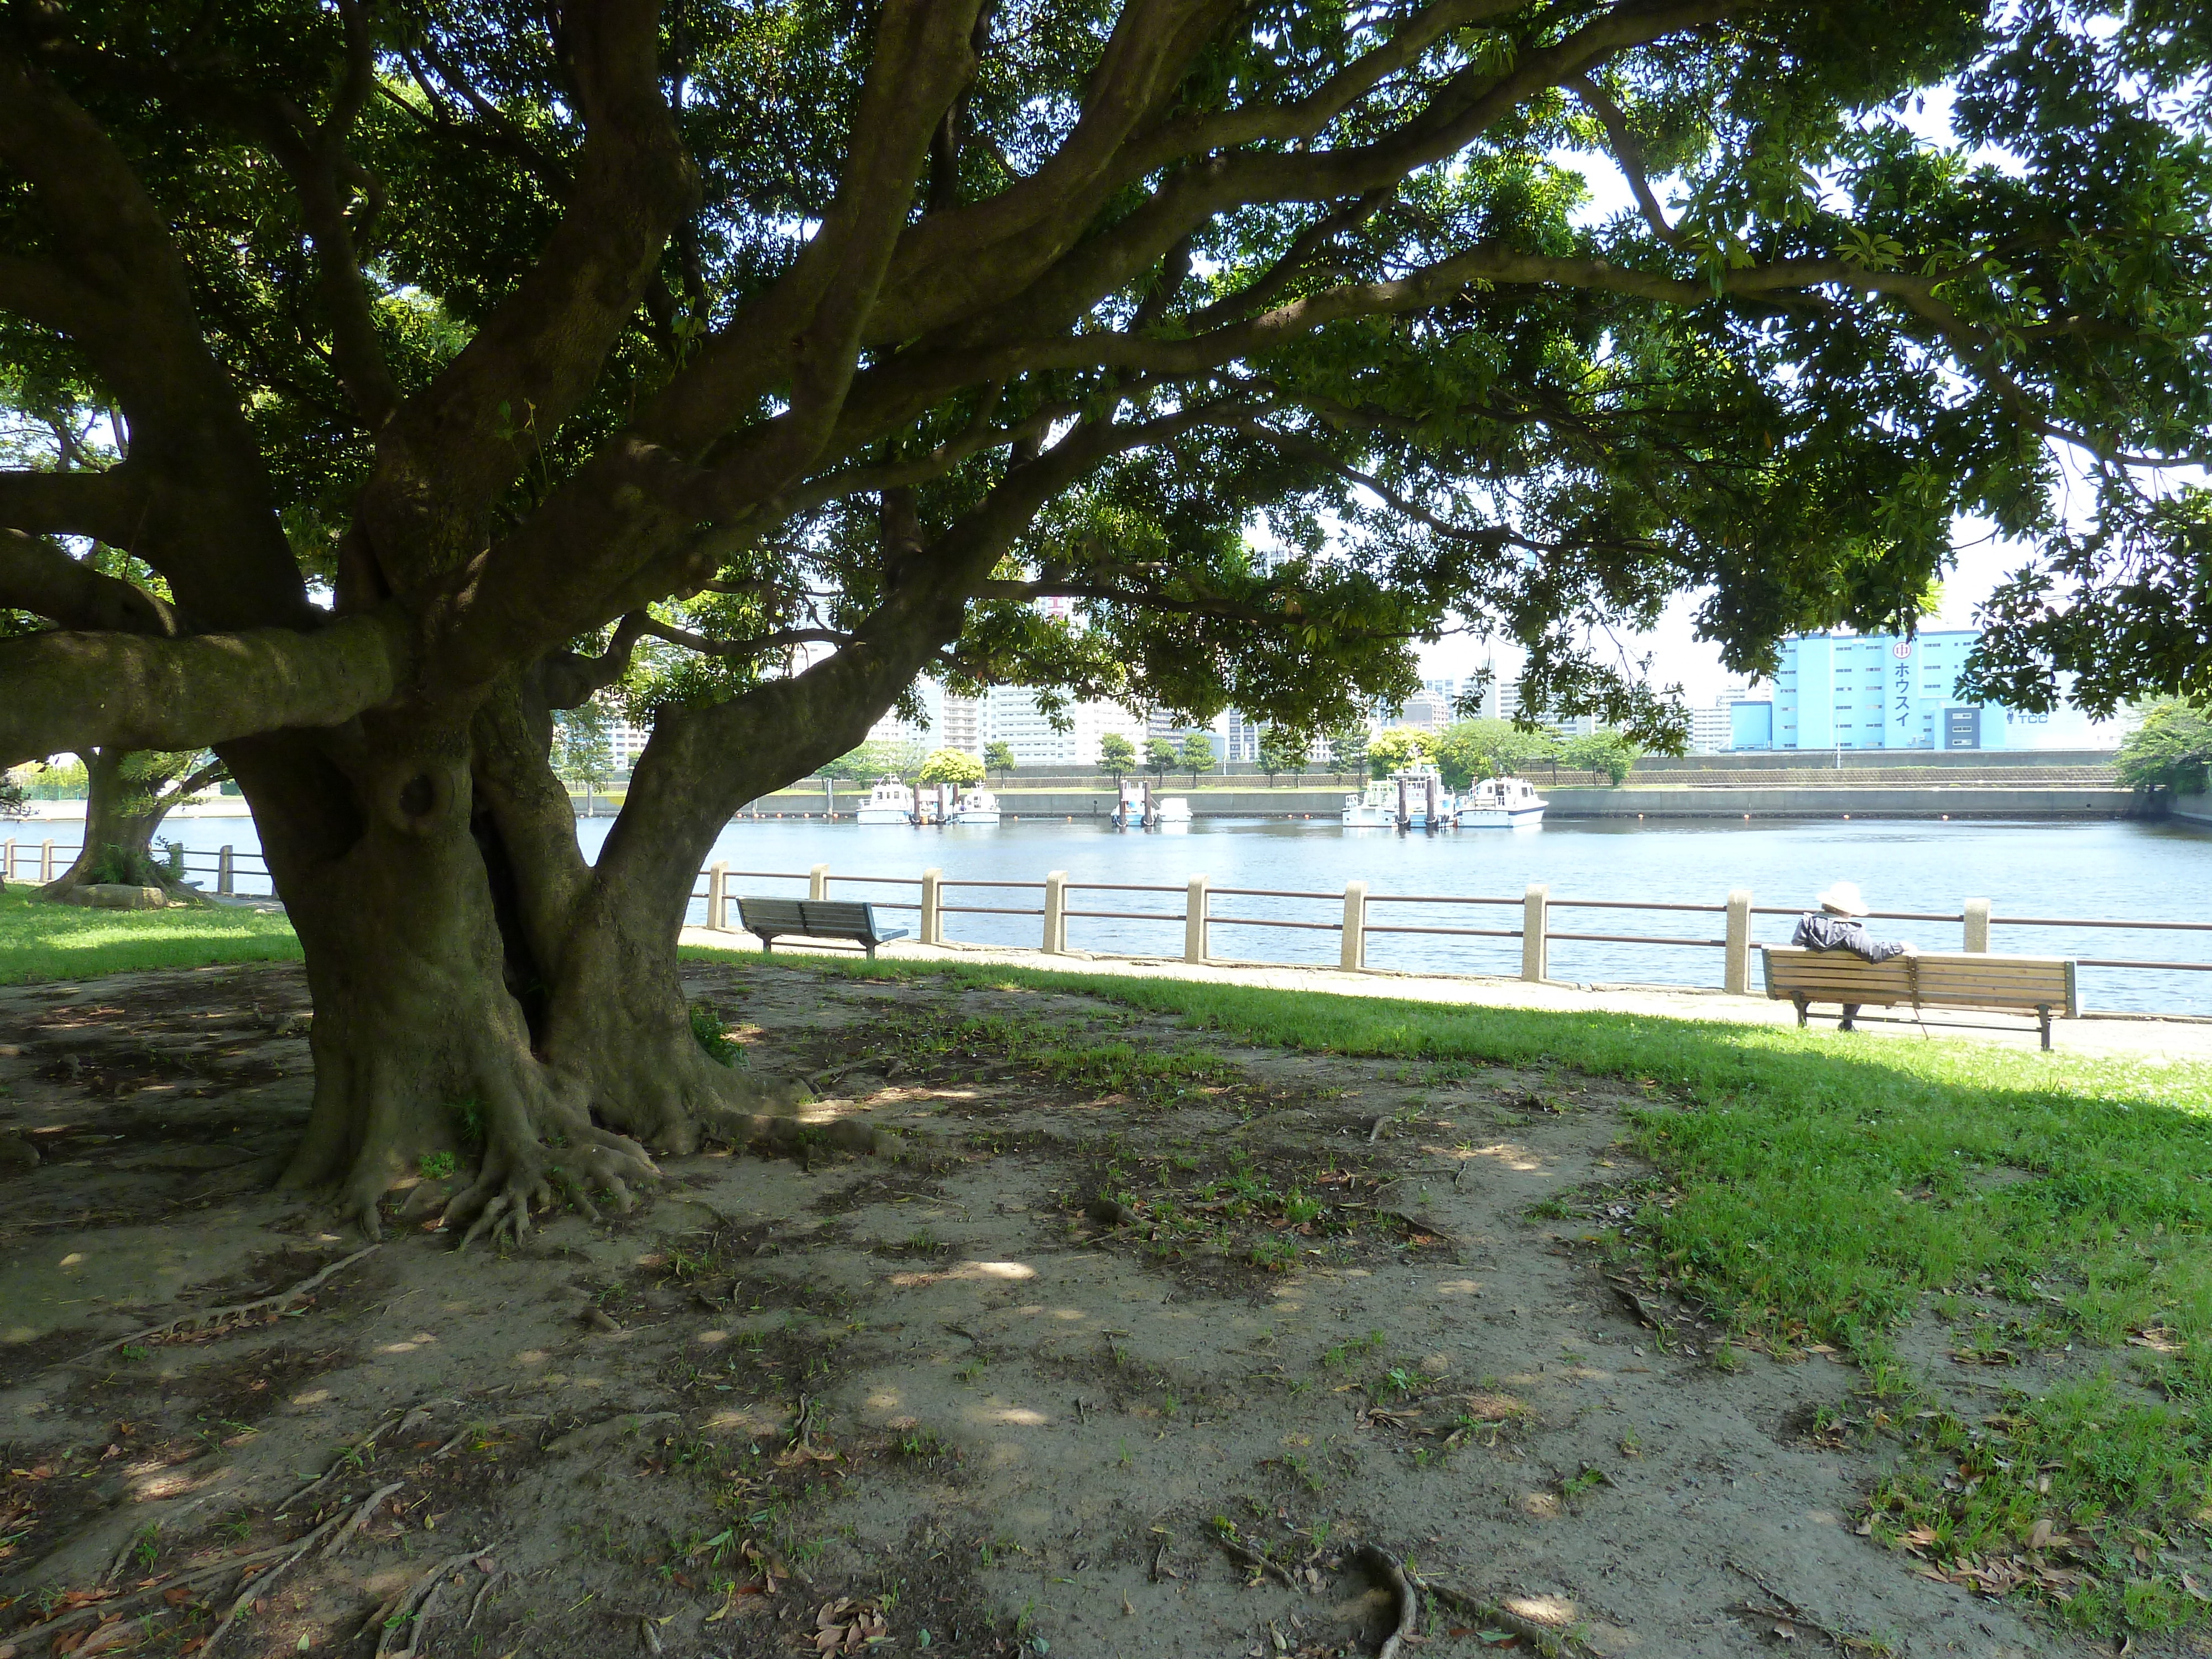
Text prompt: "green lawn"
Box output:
[[0, 885, 301, 984], [685, 945, 2212, 1637]]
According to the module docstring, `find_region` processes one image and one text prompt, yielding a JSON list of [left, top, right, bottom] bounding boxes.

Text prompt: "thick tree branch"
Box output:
[[430, 0, 986, 690], [371, 0, 698, 552], [0, 529, 178, 634], [636, 618, 854, 656], [0, 466, 149, 547], [1567, 73, 1684, 244], [0, 610, 413, 766], [0, 51, 308, 628]]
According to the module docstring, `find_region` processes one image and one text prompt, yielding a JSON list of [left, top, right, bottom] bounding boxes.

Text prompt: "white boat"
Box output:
[[949, 786, 1000, 825], [1113, 781, 1191, 828], [1343, 768, 1455, 829], [854, 776, 916, 825], [1342, 778, 1398, 828], [1455, 775, 1547, 828]]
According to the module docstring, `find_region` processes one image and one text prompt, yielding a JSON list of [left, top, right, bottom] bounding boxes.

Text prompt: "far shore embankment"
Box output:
[[743, 781, 2148, 820]]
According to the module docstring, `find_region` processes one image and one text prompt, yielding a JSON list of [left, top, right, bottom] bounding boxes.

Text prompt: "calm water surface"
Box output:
[[79, 811, 2212, 1014]]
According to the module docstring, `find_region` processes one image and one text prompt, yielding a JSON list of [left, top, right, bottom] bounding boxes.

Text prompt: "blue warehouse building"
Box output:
[[1729, 630, 2015, 752]]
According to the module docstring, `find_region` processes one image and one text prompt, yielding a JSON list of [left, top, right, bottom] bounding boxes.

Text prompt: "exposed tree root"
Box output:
[[1355, 1545, 1420, 1659], [1214, 1527, 1302, 1592], [64, 1246, 380, 1366], [197, 1503, 358, 1656], [1404, 1569, 1593, 1658], [362, 1548, 491, 1659]]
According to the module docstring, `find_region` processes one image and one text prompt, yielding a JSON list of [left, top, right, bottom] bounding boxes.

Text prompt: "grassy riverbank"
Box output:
[[689, 946, 2212, 1636], [0, 886, 300, 983]]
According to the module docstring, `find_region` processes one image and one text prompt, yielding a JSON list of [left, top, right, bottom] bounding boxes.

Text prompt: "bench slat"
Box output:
[[1761, 947, 2078, 1045], [734, 894, 909, 958]]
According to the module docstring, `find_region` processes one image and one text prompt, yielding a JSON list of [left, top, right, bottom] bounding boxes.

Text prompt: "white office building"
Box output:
[[982, 686, 1150, 768]]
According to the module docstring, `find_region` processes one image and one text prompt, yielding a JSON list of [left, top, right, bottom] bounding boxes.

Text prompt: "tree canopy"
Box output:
[[2, 0, 2207, 1237], [918, 746, 985, 786], [2115, 700, 2212, 794]]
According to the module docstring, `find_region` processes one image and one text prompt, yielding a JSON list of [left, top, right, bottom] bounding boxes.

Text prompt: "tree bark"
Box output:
[[39, 748, 216, 901]]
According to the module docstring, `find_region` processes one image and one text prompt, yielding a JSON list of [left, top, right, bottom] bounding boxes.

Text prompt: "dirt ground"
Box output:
[[0, 958, 2111, 1658]]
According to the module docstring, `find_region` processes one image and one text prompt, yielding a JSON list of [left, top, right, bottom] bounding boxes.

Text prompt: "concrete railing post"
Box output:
[[1521, 883, 1549, 982], [3, 839, 14, 881], [809, 862, 830, 901], [1042, 870, 1068, 953], [1185, 875, 1209, 963], [1724, 889, 1752, 995], [1963, 898, 1990, 953], [218, 844, 236, 897], [1341, 880, 1367, 970], [920, 867, 943, 945], [40, 840, 54, 883], [708, 861, 729, 930]]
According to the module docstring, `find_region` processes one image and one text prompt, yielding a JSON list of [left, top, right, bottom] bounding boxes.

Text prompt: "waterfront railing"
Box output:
[[691, 861, 2212, 1013], [1, 837, 275, 897], [11, 834, 2203, 1014]]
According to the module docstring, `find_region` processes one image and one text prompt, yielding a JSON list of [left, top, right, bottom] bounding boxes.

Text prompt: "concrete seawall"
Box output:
[[750, 784, 2148, 820]]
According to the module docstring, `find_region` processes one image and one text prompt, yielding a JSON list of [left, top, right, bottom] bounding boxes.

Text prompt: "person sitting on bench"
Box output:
[[1791, 881, 1917, 1032]]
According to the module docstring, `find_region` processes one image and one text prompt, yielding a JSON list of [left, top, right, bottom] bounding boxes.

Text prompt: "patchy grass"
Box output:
[[682, 946, 2212, 1637], [0, 886, 300, 984]]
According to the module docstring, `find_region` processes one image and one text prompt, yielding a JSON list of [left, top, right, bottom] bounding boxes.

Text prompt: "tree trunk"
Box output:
[[237, 700, 823, 1244], [39, 748, 205, 901]]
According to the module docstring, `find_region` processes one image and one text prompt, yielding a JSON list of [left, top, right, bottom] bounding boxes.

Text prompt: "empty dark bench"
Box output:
[[735, 897, 909, 959], [1762, 946, 2079, 1049]]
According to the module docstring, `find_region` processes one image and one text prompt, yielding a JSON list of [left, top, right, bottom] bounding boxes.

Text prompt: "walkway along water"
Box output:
[[13, 816, 2208, 1015], [686, 859, 2212, 1022]]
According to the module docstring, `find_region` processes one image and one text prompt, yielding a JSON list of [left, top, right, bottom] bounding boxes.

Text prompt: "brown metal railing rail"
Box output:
[[13, 832, 2198, 1006], [687, 862, 2211, 1008], [1, 836, 273, 897]]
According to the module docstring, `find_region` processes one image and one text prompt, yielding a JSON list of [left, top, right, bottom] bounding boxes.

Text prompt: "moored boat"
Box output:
[[854, 776, 917, 825], [949, 786, 1001, 824], [1344, 766, 1455, 828], [1454, 775, 1546, 828]]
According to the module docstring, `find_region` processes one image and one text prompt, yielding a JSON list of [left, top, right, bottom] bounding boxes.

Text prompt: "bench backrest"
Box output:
[[736, 896, 891, 940], [1762, 947, 2078, 1017]]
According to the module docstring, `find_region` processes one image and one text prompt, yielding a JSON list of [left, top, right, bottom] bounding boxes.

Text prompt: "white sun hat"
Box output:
[[1816, 880, 1870, 917]]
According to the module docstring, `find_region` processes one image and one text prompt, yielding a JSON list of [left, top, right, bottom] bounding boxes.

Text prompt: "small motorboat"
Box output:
[[1344, 767, 1454, 829], [1455, 775, 1547, 828], [949, 786, 1001, 825], [854, 776, 917, 825], [1342, 777, 1396, 828], [1114, 781, 1190, 828]]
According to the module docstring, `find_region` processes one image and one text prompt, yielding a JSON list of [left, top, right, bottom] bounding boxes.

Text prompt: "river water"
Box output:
[[90, 810, 2212, 1015]]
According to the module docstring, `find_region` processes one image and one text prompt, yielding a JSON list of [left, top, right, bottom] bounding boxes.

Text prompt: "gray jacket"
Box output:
[[1792, 911, 1910, 963]]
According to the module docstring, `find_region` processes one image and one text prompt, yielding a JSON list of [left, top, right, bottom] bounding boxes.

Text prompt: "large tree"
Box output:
[[1, 0, 2206, 1240]]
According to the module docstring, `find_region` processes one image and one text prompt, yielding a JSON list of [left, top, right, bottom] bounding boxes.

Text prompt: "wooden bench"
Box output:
[[1761, 947, 2078, 1049], [735, 896, 909, 959]]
